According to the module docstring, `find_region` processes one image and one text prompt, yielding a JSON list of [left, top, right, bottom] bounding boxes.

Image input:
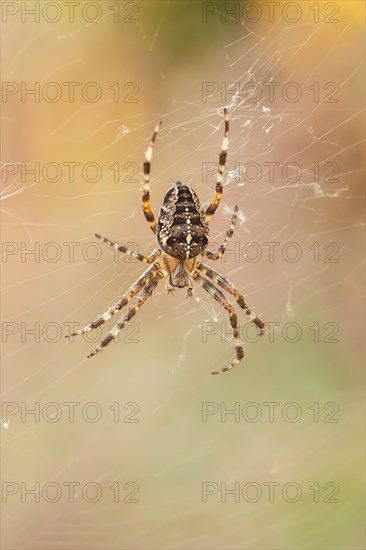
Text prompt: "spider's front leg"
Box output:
[[205, 205, 238, 261], [205, 108, 229, 222], [96, 233, 159, 264], [142, 120, 162, 235], [192, 271, 244, 375]]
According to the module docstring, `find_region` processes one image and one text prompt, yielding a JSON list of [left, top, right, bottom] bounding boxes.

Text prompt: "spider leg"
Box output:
[[87, 274, 160, 358], [205, 108, 228, 221], [96, 233, 159, 264], [205, 205, 238, 260], [195, 262, 265, 335], [192, 271, 244, 375], [142, 120, 162, 234], [66, 264, 157, 337]]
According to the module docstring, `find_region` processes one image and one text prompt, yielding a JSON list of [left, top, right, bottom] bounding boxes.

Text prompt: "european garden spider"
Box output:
[[67, 109, 264, 374]]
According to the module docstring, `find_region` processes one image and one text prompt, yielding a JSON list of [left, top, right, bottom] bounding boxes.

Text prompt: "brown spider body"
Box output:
[[67, 109, 265, 374], [157, 182, 209, 261]]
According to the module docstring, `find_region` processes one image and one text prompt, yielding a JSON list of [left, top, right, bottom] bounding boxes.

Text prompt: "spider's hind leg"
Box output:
[[87, 274, 160, 358], [196, 262, 264, 335], [192, 271, 244, 375], [65, 264, 157, 338]]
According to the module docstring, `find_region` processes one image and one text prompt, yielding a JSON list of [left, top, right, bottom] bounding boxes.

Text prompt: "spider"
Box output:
[[66, 109, 264, 374]]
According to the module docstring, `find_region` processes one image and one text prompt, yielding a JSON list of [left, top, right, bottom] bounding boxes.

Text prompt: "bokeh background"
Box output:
[[1, 1, 365, 548]]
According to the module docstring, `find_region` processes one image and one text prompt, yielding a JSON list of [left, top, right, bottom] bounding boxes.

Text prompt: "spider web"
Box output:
[[1, 1, 365, 549]]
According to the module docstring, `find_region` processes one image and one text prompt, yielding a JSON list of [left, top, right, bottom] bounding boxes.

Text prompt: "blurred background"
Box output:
[[1, 1, 365, 548]]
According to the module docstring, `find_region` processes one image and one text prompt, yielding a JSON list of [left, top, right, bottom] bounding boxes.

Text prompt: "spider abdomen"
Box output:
[[157, 182, 209, 260]]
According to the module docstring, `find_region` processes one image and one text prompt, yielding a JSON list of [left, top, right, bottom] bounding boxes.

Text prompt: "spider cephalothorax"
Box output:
[[66, 109, 265, 374], [161, 255, 196, 291]]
